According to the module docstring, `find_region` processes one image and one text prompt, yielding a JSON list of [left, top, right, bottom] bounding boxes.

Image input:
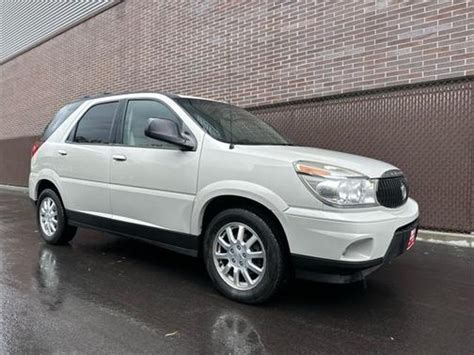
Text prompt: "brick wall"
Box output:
[[1, 0, 474, 140]]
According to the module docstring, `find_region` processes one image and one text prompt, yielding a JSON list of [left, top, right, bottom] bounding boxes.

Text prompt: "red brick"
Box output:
[[1, 0, 473, 139]]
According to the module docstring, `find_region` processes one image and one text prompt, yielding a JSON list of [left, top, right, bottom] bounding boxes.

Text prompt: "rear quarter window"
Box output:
[[42, 101, 83, 141]]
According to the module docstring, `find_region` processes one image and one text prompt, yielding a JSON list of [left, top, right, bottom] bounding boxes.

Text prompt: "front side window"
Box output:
[[73, 102, 118, 144], [123, 100, 181, 149], [175, 98, 290, 145]]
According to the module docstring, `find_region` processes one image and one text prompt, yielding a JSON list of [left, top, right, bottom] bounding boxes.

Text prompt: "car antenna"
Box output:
[[226, 31, 234, 150], [229, 105, 234, 149]]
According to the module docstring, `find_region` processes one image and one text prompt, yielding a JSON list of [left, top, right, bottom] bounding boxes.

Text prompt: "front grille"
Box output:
[[376, 170, 409, 208]]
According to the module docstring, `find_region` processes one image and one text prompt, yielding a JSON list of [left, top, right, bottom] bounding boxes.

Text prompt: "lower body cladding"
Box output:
[[67, 202, 418, 284], [283, 198, 419, 283]]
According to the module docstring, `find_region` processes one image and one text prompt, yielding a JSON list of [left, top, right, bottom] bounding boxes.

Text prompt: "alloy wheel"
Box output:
[[39, 197, 58, 237], [212, 222, 266, 291]]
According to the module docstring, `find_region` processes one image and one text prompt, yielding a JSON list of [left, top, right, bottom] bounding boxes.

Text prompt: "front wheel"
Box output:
[[36, 189, 77, 245], [203, 208, 288, 304]]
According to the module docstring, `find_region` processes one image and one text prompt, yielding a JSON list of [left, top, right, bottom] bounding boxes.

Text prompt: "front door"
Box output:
[[109, 99, 201, 235]]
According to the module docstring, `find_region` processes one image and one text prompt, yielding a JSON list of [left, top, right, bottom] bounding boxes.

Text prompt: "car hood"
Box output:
[[236, 145, 398, 179]]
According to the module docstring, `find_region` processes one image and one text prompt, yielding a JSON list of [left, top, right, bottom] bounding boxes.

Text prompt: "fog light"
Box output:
[[342, 238, 374, 261]]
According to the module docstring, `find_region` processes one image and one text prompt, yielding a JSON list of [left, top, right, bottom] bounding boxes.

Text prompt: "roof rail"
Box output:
[[80, 92, 113, 100], [76, 91, 181, 101]]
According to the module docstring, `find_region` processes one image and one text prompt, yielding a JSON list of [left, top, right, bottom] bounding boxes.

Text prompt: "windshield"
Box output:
[[176, 98, 290, 145]]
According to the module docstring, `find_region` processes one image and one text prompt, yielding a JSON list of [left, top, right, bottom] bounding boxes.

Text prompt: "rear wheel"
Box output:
[[37, 189, 77, 245], [204, 208, 288, 304]]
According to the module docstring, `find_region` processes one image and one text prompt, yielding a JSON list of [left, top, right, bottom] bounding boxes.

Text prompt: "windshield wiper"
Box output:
[[232, 142, 294, 146]]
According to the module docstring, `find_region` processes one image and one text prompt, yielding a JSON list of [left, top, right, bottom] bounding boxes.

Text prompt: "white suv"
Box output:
[[29, 92, 419, 303]]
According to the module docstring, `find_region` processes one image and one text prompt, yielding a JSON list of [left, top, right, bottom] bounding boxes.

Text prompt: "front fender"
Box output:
[[190, 180, 289, 235]]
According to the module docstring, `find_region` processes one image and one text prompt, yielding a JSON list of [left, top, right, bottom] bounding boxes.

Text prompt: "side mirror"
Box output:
[[144, 118, 195, 150]]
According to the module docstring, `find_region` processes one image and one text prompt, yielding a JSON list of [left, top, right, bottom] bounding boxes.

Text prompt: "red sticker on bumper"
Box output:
[[407, 228, 417, 250]]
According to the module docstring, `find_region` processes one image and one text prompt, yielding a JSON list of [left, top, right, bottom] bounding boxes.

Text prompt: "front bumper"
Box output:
[[283, 198, 419, 258], [281, 198, 419, 283], [291, 219, 419, 283]]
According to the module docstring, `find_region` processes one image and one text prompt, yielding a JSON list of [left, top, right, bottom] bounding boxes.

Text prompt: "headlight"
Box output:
[[294, 161, 378, 207]]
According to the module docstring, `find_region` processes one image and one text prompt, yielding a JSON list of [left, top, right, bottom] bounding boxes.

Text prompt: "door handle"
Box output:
[[112, 154, 127, 162], [58, 150, 67, 156]]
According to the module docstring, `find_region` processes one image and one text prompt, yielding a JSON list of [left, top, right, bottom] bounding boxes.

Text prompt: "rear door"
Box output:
[[57, 101, 119, 222], [109, 98, 201, 235]]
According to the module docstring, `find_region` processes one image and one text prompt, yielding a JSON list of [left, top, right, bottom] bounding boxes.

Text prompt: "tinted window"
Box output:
[[123, 100, 180, 148], [42, 101, 83, 141], [176, 98, 289, 145], [74, 102, 118, 144]]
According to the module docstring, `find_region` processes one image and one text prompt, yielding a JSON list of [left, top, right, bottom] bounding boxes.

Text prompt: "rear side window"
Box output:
[[73, 102, 118, 144], [41, 101, 82, 141]]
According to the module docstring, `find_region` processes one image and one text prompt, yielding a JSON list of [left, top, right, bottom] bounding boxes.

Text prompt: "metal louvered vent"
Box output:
[[0, 0, 118, 63], [376, 170, 409, 208]]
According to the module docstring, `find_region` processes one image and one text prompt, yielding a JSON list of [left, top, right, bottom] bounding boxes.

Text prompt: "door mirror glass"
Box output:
[[145, 118, 195, 150]]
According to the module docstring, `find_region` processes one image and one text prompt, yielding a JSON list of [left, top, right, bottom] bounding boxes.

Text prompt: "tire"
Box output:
[[203, 208, 289, 304], [36, 188, 77, 245]]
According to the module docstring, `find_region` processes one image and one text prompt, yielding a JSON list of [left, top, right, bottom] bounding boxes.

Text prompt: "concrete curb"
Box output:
[[0, 184, 28, 193], [418, 229, 474, 248]]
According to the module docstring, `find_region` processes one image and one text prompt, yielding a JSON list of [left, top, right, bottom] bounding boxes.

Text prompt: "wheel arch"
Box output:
[[32, 169, 64, 201], [195, 193, 291, 258], [192, 181, 288, 230], [35, 179, 65, 208]]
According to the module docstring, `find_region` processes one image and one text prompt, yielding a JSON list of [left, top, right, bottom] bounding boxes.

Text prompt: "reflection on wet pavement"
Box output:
[[0, 189, 473, 354]]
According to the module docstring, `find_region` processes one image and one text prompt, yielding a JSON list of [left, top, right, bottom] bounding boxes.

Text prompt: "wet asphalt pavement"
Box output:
[[0, 189, 472, 354]]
